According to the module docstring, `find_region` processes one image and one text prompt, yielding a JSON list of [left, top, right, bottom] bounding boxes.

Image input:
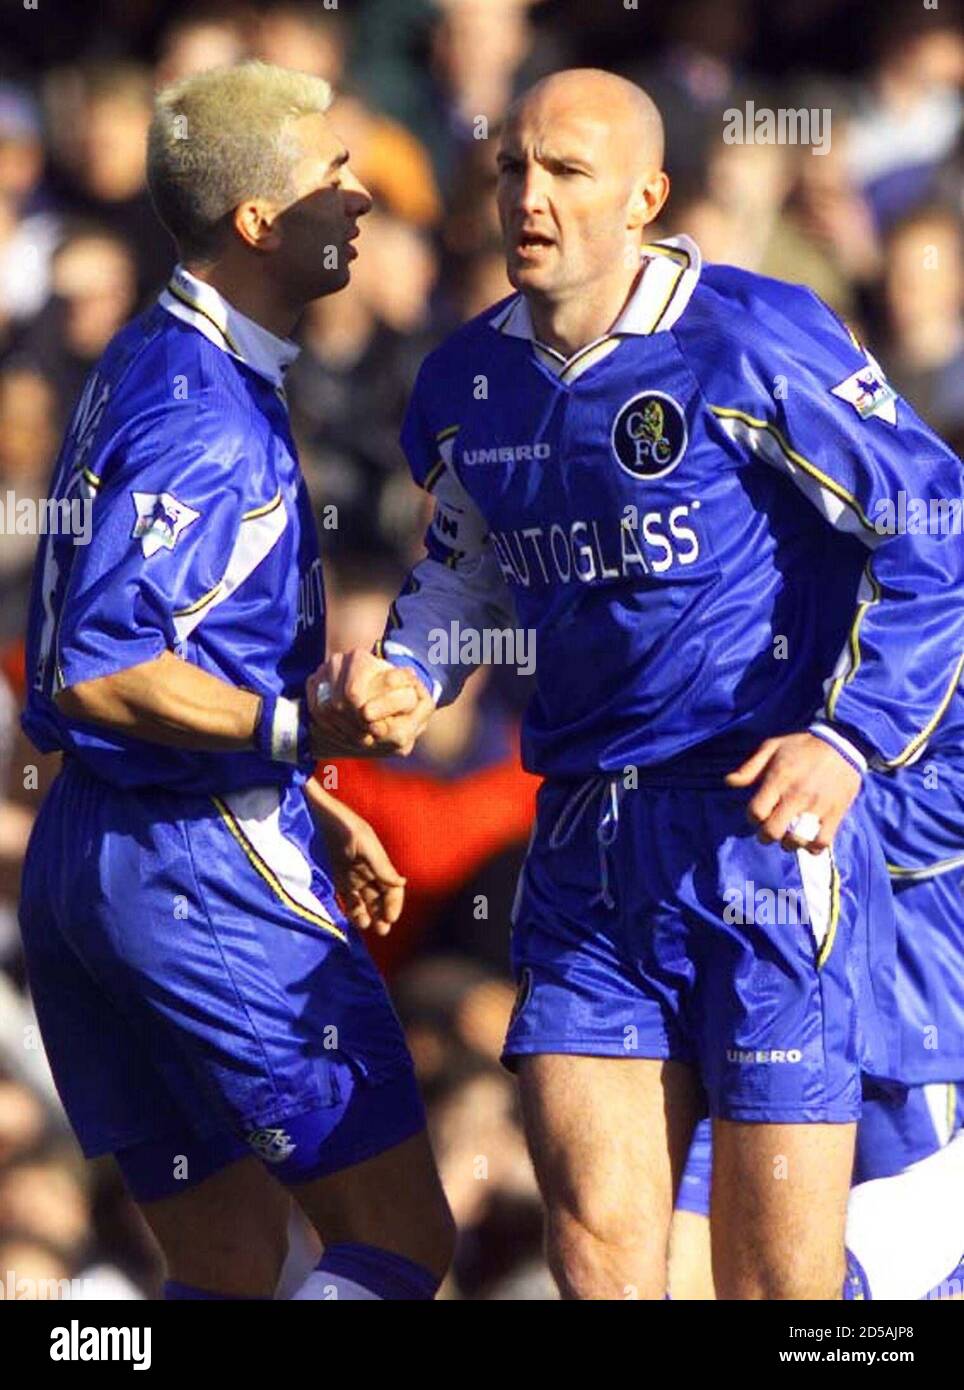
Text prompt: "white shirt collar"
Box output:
[[490, 234, 702, 350], [159, 264, 300, 390]]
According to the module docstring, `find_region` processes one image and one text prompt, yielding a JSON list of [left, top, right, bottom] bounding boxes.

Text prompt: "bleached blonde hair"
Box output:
[[147, 61, 333, 260]]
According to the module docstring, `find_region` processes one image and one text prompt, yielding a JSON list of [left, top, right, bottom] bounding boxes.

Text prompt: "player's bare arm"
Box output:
[[56, 649, 421, 759]]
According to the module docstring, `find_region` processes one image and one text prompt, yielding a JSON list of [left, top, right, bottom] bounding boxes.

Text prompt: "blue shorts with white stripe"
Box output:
[[18, 758, 420, 1196]]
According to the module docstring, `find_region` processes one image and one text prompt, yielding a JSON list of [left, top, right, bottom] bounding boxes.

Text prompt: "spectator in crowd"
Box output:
[[42, 62, 173, 301], [0, 84, 59, 341], [153, 7, 248, 87], [0, 367, 60, 642], [392, 957, 552, 1299], [18, 226, 137, 426], [288, 212, 437, 558], [848, 9, 963, 232], [252, 2, 442, 227], [879, 204, 964, 436]]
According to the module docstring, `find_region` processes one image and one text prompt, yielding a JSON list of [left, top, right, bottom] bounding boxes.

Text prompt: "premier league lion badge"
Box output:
[[131, 491, 201, 558]]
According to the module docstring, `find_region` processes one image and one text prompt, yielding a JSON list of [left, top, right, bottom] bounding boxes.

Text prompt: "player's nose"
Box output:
[[515, 164, 551, 216], [340, 166, 373, 217]]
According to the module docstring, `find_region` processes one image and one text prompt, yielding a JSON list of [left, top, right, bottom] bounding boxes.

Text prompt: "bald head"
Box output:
[[495, 68, 670, 309], [506, 68, 665, 175]]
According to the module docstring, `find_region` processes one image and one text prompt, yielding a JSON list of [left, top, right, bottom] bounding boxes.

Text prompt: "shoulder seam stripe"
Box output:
[[709, 405, 877, 534]]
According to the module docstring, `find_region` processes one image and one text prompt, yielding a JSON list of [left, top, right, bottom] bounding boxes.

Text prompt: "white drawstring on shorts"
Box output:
[[548, 774, 627, 910]]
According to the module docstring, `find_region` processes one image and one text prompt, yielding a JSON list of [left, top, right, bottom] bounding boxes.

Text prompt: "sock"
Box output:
[[289, 1242, 441, 1301], [842, 1248, 870, 1299], [845, 1129, 964, 1299], [273, 1204, 323, 1300], [163, 1280, 269, 1300]]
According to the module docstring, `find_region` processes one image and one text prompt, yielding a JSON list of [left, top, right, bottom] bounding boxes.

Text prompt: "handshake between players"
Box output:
[[308, 649, 435, 760]]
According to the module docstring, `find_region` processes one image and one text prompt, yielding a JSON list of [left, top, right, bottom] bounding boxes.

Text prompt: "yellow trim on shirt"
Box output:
[[641, 241, 692, 333], [174, 581, 223, 620], [167, 280, 244, 358], [242, 490, 283, 521], [885, 652, 964, 769], [709, 405, 877, 535], [423, 459, 446, 493], [826, 561, 882, 719]]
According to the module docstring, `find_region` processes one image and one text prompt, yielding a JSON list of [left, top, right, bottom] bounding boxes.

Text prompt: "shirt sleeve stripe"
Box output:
[[710, 405, 878, 537]]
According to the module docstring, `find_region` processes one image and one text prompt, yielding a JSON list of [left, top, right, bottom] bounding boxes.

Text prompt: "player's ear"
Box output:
[[232, 199, 283, 253], [628, 170, 670, 231]]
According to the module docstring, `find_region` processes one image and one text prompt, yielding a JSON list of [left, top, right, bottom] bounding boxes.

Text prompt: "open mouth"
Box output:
[[516, 230, 555, 251]]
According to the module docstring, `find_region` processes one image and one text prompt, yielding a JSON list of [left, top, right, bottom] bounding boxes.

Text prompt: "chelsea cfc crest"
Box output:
[[611, 390, 688, 480]]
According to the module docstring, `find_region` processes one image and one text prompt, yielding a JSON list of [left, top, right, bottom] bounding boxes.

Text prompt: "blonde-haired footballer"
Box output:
[[19, 61, 450, 1302]]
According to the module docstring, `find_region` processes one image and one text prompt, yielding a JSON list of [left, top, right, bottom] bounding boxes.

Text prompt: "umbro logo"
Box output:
[[462, 443, 551, 465], [246, 1126, 296, 1163]]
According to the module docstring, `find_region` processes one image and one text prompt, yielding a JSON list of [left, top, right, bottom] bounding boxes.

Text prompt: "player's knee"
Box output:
[[715, 1244, 845, 1301], [297, 1171, 456, 1281], [545, 1199, 667, 1300]]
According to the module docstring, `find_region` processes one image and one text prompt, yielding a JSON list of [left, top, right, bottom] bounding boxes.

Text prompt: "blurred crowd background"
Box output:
[[0, 0, 961, 1300]]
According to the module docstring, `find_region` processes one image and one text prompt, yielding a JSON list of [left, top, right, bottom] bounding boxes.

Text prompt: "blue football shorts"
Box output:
[[853, 1082, 964, 1184], [503, 773, 900, 1123], [18, 759, 423, 1201]]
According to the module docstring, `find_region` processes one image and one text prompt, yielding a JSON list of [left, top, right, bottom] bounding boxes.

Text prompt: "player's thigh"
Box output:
[[289, 1128, 454, 1278], [711, 1118, 855, 1299], [517, 1054, 702, 1253], [668, 1211, 715, 1300], [138, 1156, 291, 1298]]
